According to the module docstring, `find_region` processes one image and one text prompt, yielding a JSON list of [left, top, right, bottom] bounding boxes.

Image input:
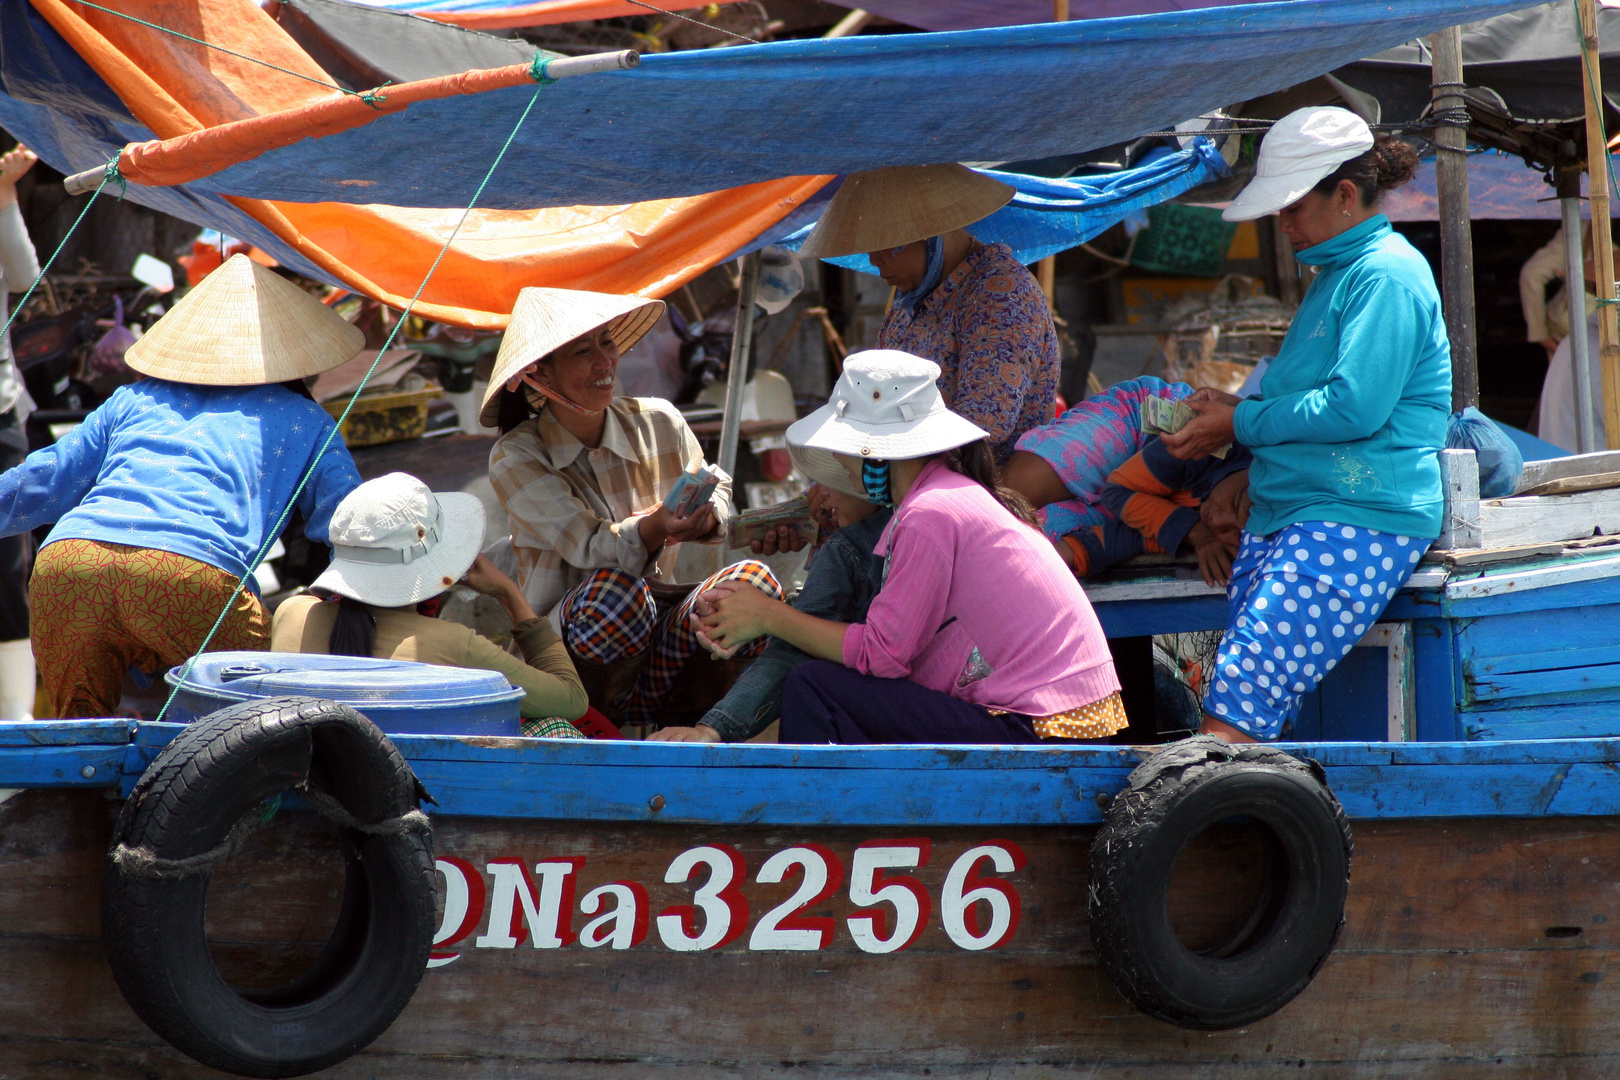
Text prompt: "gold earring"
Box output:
[[1342, 209, 1351, 217]]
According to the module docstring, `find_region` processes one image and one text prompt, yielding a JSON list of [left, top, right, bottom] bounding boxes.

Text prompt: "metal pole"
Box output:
[[1559, 169, 1598, 453], [1431, 26, 1479, 411], [718, 251, 761, 480], [1580, 0, 1620, 448]]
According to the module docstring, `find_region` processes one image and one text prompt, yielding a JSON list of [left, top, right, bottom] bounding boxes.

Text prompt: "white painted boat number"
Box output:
[[430, 839, 1026, 967]]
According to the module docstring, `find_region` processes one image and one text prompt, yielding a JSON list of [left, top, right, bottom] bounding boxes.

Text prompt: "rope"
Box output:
[[70, 0, 392, 107], [0, 157, 117, 350], [111, 788, 430, 881], [619, 0, 763, 44], [153, 72, 554, 723]]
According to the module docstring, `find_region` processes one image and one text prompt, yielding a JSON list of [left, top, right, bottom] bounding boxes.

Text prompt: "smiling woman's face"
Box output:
[[521, 325, 619, 412]]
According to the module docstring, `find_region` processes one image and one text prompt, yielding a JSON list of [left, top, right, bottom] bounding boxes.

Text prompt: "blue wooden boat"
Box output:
[[6, 449, 1620, 1078]]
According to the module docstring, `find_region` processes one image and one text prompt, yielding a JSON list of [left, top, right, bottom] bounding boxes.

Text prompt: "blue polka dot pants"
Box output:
[[1202, 522, 1429, 741]]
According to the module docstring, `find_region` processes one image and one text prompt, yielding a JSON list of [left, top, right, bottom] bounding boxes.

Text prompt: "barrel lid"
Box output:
[[166, 651, 525, 706]]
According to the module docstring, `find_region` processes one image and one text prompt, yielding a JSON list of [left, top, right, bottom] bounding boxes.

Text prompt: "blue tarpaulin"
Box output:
[[759, 141, 1231, 270], [0, 0, 1544, 303], [21, 0, 1542, 212]]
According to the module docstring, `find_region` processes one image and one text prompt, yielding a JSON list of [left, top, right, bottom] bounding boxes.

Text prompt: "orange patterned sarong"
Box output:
[[31, 539, 268, 720]]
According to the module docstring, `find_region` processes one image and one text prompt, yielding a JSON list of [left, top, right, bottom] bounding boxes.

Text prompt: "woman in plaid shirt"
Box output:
[[481, 287, 782, 728]]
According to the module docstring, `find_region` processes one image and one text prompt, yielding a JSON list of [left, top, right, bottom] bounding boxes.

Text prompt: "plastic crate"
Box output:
[[1130, 203, 1239, 278], [323, 383, 442, 447]]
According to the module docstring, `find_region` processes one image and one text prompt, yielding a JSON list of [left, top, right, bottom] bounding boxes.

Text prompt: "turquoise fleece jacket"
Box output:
[[1233, 215, 1450, 539]]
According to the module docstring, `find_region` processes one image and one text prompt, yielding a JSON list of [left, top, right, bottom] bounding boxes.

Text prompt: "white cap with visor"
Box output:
[[1222, 107, 1375, 222]]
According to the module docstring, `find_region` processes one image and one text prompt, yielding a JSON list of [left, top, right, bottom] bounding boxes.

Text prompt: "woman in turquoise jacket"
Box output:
[[1163, 106, 1449, 742]]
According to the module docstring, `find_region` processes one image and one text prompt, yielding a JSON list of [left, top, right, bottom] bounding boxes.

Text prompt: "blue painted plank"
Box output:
[[0, 719, 133, 746], [411, 761, 1133, 826], [1546, 761, 1620, 815], [1091, 595, 1227, 636], [1326, 763, 1576, 817], [1469, 642, 1620, 678], [1466, 663, 1620, 705], [1462, 704, 1620, 742], [1443, 569, 1620, 618], [1412, 617, 1460, 742], [0, 744, 132, 787]]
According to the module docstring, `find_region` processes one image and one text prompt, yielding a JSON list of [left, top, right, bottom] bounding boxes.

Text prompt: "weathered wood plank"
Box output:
[[1518, 447, 1620, 490], [1464, 706, 1620, 743], [6, 797, 1620, 1078], [0, 720, 132, 747]]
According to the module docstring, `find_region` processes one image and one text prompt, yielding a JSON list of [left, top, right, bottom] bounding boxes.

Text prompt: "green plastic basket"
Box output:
[[1130, 203, 1239, 278]]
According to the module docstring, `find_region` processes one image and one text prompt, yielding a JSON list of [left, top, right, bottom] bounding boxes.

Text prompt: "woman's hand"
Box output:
[[750, 524, 808, 556], [1162, 396, 1238, 460], [694, 580, 783, 652], [646, 723, 723, 743], [639, 503, 718, 550], [461, 552, 515, 596], [1186, 521, 1234, 588], [460, 553, 537, 624]]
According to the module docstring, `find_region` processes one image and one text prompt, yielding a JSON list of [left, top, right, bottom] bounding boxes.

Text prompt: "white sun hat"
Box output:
[[312, 473, 486, 608], [786, 351, 988, 486], [1221, 106, 1375, 222]]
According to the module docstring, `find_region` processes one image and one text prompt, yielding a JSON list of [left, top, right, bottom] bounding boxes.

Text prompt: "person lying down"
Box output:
[[1056, 437, 1253, 587]]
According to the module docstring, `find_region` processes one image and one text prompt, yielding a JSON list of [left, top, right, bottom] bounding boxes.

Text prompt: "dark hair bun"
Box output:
[[1369, 137, 1418, 193]]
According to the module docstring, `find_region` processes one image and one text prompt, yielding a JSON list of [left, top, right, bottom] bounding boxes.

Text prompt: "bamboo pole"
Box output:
[[1430, 26, 1479, 411], [1579, 0, 1620, 447]]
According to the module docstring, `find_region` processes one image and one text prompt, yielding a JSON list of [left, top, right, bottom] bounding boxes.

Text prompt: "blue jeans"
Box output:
[[700, 510, 890, 741], [780, 661, 1040, 745]]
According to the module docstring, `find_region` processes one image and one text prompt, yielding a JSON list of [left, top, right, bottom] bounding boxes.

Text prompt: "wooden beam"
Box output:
[[1580, 0, 1620, 447], [1430, 26, 1479, 411]]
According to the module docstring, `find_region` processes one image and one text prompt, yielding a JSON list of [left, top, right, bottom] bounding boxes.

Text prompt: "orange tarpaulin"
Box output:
[[31, 0, 828, 327]]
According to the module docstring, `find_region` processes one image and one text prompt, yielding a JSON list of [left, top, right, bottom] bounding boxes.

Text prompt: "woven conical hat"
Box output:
[[480, 287, 665, 426], [797, 164, 1015, 260], [125, 254, 363, 386]]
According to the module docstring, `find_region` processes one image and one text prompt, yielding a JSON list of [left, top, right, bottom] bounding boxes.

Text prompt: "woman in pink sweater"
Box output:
[[695, 351, 1122, 744]]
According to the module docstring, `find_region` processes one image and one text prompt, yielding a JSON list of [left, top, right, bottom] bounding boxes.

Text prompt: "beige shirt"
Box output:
[[487, 396, 731, 622], [271, 593, 587, 721]]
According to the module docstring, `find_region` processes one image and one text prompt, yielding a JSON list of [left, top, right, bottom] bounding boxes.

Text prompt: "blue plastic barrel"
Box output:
[[164, 651, 525, 735]]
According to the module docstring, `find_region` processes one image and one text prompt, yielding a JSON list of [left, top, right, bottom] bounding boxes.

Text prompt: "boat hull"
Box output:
[[4, 788, 1618, 1079]]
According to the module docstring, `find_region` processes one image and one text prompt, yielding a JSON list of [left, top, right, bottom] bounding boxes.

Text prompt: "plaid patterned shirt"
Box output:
[[488, 397, 732, 619]]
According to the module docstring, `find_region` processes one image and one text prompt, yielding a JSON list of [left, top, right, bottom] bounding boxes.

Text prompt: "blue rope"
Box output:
[[153, 76, 554, 723]]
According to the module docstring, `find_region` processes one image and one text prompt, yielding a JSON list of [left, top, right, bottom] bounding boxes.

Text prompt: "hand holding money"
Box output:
[[1159, 394, 1238, 462]]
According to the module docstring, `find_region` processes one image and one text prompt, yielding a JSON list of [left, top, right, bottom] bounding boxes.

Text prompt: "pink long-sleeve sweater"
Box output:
[[841, 458, 1120, 717]]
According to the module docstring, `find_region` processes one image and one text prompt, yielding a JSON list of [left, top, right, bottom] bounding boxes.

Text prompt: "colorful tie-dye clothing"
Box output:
[[876, 241, 1058, 464], [1014, 376, 1193, 540]]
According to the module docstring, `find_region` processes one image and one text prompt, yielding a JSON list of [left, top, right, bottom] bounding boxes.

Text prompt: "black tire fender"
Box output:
[[101, 696, 437, 1078], [1088, 735, 1353, 1031]]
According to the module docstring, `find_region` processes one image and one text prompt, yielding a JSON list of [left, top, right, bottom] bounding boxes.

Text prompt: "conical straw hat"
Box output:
[[797, 164, 1015, 261], [124, 254, 364, 386], [480, 287, 665, 426]]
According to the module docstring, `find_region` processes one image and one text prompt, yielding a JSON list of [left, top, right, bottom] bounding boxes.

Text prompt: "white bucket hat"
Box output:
[[1222, 107, 1375, 222], [312, 473, 486, 608], [786, 351, 988, 487]]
